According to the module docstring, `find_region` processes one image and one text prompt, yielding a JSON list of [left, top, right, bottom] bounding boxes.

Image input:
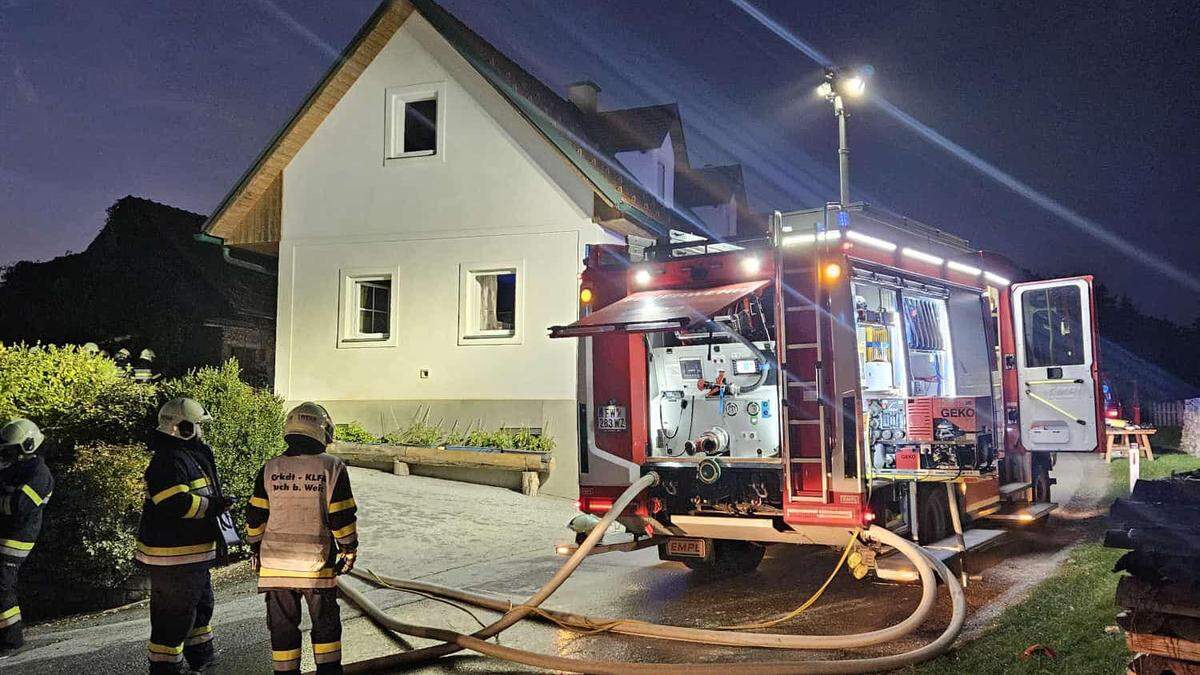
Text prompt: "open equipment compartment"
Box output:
[[853, 266, 998, 480]]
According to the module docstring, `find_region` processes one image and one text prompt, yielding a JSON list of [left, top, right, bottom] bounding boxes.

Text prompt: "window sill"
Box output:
[[384, 150, 441, 167], [458, 331, 521, 346], [338, 336, 397, 349]]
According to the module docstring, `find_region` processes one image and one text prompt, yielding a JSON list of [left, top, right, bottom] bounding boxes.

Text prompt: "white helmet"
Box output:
[[284, 402, 335, 446], [157, 398, 212, 440], [0, 418, 45, 457]]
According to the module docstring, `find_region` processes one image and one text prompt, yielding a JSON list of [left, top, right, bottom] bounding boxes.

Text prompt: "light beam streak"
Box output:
[[729, 0, 1200, 293]]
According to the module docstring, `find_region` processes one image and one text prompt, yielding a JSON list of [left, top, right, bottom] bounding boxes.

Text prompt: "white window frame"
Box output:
[[338, 268, 400, 348], [385, 82, 446, 164], [458, 261, 524, 346]]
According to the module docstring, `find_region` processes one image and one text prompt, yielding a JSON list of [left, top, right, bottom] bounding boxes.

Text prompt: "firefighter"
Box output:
[[245, 402, 357, 675], [136, 398, 233, 675], [0, 418, 53, 656]]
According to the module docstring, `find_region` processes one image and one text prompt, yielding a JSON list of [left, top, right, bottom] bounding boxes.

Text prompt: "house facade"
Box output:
[[204, 0, 759, 497]]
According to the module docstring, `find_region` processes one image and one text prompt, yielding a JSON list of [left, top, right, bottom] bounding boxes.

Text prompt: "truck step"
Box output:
[[998, 482, 1031, 499], [875, 528, 1007, 582], [980, 501, 1057, 524], [925, 528, 1007, 553]]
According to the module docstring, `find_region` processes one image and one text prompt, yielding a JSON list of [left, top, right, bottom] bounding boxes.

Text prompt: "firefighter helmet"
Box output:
[[0, 418, 44, 456], [157, 398, 212, 440], [284, 402, 335, 446]]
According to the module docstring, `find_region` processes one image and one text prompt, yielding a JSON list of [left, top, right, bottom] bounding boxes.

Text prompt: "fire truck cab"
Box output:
[[551, 204, 1104, 577]]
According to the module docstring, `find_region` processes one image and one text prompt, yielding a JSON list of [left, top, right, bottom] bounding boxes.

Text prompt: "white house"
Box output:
[[203, 0, 759, 497]]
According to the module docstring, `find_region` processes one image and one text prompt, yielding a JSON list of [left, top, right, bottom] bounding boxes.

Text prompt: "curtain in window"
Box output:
[[478, 274, 500, 331]]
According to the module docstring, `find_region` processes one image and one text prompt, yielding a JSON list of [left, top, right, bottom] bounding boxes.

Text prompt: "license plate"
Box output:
[[666, 538, 707, 558]]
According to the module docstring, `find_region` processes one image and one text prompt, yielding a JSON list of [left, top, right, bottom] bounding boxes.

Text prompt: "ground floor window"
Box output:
[[459, 262, 522, 344], [339, 269, 397, 347]]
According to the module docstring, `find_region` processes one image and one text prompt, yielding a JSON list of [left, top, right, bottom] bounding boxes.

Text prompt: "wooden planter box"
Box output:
[[330, 442, 554, 495]]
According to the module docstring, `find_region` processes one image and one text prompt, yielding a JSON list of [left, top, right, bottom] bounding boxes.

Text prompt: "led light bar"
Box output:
[[947, 260, 982, 275], [845, 230, 898, 252], [984, 271, 1012, 286], [901, 247, 944, 265], [781, 230, 842, 246]]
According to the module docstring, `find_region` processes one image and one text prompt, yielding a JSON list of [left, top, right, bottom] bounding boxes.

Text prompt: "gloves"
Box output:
[[214, 495, 236, 513], [250, 553, 261, 573], [334, 550, 357, 575]]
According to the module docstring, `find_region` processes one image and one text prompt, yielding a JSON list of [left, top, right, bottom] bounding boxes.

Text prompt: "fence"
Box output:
[[1146, 400, 1188, 428]]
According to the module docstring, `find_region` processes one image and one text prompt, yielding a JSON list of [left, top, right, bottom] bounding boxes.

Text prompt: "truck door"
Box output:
[[1011, 276, 1104, 452]]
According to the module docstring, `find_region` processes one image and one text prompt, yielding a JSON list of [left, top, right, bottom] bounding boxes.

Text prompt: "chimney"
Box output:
[[567, 80, 601, 114]]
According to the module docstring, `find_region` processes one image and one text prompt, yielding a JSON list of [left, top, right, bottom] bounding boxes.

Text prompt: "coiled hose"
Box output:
[[332, 473, 967, 673]]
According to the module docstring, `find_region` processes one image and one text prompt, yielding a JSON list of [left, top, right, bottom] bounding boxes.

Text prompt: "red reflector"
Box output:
[[586, 498, 614, 514], [644, 523, 655, 537]]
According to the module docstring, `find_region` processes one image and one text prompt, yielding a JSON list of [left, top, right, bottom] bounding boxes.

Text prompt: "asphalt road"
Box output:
[[6, 453, 1108, 674]]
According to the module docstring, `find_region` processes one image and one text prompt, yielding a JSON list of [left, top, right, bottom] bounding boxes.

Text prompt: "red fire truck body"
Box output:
[[551, 205, 1104, 574]]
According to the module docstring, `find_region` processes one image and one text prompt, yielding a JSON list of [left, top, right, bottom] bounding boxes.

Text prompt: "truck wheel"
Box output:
[[917, 485, 950, 544], [683, 540, 765, 575]]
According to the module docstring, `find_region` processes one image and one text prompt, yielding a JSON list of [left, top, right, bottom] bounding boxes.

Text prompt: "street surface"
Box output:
[[7, 453, 1108, 673]]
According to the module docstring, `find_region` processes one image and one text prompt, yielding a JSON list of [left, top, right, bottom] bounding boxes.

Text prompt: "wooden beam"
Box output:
[[331, 442, 553, 472], [1127, 631, 1200, 662]]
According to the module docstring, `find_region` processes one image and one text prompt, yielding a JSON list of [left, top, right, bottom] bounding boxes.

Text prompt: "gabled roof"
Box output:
[[204, 0, 696, 249], [677, 164, 747, 209], [589, 103, 689, 166]]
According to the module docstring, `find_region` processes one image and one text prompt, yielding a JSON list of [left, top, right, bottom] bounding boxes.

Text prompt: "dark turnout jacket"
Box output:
[[0, 456, 53, 560], [135, 433, 225, 568], [245, 437, 357, 590]]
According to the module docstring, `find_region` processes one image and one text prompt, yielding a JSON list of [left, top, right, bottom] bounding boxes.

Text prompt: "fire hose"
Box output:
[[329, 472, 967, 673]]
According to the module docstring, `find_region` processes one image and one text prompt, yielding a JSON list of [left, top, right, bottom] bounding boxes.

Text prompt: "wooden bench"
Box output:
[[1106, 427, 1157, 463], [330, 442, 554, 495]]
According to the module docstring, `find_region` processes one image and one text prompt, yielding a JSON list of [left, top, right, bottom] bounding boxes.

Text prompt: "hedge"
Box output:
[[0, 344, 284, 614]]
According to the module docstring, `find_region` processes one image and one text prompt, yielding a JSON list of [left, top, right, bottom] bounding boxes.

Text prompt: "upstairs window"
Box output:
[[459, 262, 523, 344], [386, 84, 444, 160]]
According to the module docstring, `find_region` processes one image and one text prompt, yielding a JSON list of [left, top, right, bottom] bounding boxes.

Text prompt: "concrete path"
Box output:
[[6, 453, 1110, 673]]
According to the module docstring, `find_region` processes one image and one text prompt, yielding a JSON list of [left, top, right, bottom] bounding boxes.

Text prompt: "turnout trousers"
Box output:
[[147, 565, 215, 674], [0, 556, 23, 650], [266, 588, 342, 674]]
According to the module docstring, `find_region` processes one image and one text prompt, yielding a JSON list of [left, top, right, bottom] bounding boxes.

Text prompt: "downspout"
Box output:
[[193, 233, 276, 276]]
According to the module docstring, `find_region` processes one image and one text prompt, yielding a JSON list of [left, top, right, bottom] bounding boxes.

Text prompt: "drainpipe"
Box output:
[[193, 233, 276, 276]]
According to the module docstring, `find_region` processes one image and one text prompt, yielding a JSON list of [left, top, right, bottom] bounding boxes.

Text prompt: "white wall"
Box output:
[[614, 133, 674, 209], [276, 12, 609, 405], [691, 198, 736, 239]]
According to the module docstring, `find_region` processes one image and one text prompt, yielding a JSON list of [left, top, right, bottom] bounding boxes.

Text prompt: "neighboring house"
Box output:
[[201, 0, 759, 496], [0, 197, 276, 381], [677, 164, 752, 239]]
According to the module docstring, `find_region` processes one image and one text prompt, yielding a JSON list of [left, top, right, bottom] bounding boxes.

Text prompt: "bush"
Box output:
[[0, 346, 285, 613], [0, 343, 154, 445], [32, 444, 148, 592], [376, 408, 555, 453], [335, 421, 378, 444]]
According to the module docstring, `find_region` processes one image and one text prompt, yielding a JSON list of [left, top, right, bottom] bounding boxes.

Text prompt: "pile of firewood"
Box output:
[[1107, 469, 1200, 675]]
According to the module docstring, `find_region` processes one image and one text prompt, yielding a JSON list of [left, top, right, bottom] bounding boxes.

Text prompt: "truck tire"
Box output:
[[916, 484, 950, 544], [683, 540, 765, 575]]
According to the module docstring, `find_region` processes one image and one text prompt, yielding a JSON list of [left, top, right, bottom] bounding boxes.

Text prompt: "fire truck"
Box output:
[[550, 204, 1104, 578]]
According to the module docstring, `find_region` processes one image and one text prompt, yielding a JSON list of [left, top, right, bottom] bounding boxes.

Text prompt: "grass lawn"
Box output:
[[912, 451, 1200, 675]]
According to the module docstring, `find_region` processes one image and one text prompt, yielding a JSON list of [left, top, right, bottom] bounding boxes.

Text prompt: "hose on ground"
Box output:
[[352, 525, 941, 650], [337, 527, 964, 673], [331, 473, 966, 673]]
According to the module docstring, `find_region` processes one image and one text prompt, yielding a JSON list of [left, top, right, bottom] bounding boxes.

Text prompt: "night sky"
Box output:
[[2, 0, 1198, 320]]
